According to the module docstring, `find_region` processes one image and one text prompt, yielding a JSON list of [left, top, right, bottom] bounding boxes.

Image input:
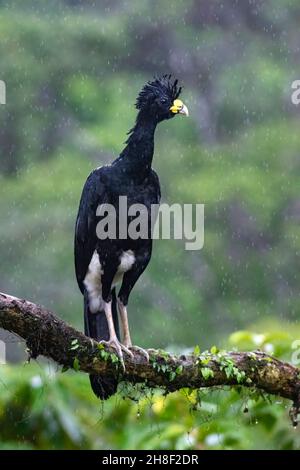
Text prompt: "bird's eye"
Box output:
[[160, 98, 167, 105]]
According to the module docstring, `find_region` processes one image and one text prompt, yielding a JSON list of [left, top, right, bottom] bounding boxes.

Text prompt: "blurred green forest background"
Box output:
[[0, 0, 300, 450]]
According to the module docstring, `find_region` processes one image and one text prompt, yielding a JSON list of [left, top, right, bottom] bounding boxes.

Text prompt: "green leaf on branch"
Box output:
[[73, 357, 80, 372], [201, 367, 214, 380]]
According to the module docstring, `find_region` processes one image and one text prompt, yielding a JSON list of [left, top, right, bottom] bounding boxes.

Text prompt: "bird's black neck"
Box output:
[[114, 112, 158, 182]]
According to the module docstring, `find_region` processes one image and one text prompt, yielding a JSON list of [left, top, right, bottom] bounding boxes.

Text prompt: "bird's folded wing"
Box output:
[[74, 168, 107, 293]]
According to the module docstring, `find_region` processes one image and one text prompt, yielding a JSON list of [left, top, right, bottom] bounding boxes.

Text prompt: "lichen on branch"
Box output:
[[0, 292, 299, 425]]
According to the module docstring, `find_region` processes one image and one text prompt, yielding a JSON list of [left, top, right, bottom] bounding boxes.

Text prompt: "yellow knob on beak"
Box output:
[[170, 99, 189, 116]]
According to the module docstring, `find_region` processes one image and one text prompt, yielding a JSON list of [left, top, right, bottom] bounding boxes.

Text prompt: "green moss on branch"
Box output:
[[0, 292, 299, 425]]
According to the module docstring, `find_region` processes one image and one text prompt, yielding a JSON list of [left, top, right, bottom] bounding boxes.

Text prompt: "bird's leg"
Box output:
[[100, 301, 133, 371], [118, 253, 151, 362], [117, 299, 149, 362], [117, 299, 132, 348]]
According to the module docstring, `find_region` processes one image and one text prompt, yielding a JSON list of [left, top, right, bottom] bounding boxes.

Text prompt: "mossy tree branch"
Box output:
[[0, 292, 299, 425]]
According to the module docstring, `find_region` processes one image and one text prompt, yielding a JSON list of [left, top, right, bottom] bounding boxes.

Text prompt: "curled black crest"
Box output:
[[136, 74, 182, 109]]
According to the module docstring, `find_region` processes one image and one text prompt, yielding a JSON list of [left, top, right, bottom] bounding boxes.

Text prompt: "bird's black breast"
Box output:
[[102, 165, 160, 207], [97, 166, 161, 252]]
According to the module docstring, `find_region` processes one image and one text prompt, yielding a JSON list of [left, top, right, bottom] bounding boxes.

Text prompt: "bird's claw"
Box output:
[[99, 338, 134, 372], [129, 345, 150, 362]]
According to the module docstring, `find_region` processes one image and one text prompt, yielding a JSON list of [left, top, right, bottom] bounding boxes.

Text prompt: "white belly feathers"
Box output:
[[84, 250, 135, 313]]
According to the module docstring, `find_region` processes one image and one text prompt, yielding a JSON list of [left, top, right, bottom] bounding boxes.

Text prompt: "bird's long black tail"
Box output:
[[84, 288, 120, 400]]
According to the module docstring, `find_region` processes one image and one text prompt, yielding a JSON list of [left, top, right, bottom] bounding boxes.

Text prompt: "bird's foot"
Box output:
[[99, 337, 134, 372], [129, 345, 150, 362]]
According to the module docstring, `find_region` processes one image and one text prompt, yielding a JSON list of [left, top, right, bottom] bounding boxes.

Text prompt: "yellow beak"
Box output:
[[170, 99, 189, 116]]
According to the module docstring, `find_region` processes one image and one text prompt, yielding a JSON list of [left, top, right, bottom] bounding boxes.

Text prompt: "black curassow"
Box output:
[[74, 75, 189, 399]]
